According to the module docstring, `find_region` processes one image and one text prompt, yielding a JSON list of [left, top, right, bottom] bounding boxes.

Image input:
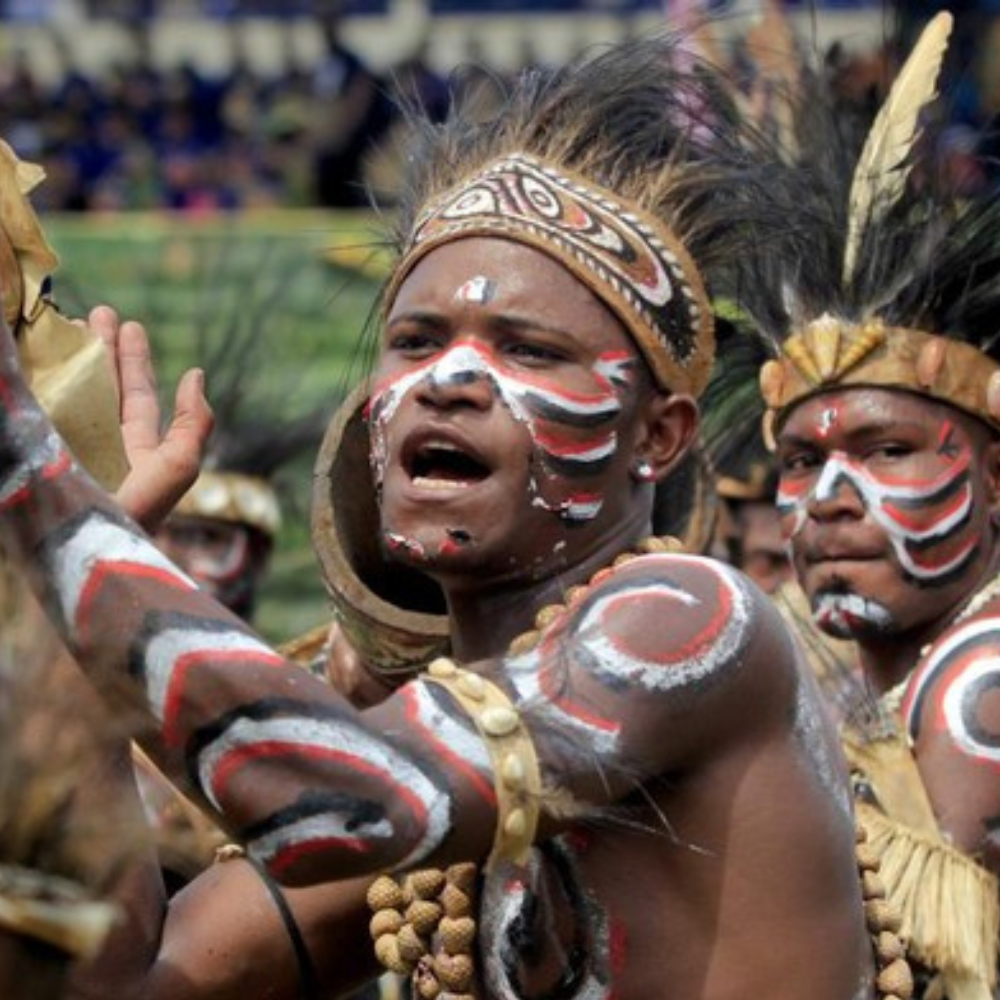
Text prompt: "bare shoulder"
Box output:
[[904, 606, 1000, 754], [504, 552, 800, 783], [568, 549, 792, 690]]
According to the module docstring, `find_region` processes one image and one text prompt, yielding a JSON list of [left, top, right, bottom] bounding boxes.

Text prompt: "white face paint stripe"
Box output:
[[51, 515, 198, 632], [197, 715, 452, 869]]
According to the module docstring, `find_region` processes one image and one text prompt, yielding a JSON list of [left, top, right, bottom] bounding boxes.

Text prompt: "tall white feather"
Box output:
[[842, 11, 953, 285]]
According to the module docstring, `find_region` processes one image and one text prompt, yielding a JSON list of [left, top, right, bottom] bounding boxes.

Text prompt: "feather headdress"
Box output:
[[705, 10, 1000, 456]]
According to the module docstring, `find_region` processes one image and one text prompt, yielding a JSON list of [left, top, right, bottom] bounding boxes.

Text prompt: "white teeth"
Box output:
[[412, 476, 472, 490], [421, 439, 462, 454]]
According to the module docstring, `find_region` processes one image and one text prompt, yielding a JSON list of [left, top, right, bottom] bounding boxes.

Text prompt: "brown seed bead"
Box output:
[[433, 953, 474, 992], [535, 605, 563, 629], [367, 876, 404, 911], [369, 908, 404, 939], [447, 863, 478, 893], [406, 899, 444, 936], [861, 870, 887, 900], [415, 973, 442, 1000], [875, 931, 905, 964], [374, 934, 413, 975], [397, 923, 427, 963], [856, 843, 882, 872], [439, 916, 476, 954], [410, 869, 446, 899], [440, 882, 472, 918], [865, 899, 903, 934], [876, 959, 914, 1000]]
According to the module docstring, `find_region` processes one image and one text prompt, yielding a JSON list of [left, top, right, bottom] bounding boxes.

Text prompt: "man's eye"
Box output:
[[505, 342, 563, 364], [867, 444, 911, 461], [389, 332, 437, 353], [780, 453, 819, 473]]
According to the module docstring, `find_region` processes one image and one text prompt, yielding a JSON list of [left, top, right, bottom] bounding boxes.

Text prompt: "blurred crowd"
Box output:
[[0, 12, 457, 212], [3, 2, 1000, 213]]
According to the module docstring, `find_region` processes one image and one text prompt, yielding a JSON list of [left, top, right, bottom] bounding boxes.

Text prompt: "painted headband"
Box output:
[[760, 314, 1000, 435], [383, 153, 715, 397]]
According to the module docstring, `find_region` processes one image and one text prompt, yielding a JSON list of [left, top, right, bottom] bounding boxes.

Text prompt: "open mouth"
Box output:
[[407, 439, 491, 489]]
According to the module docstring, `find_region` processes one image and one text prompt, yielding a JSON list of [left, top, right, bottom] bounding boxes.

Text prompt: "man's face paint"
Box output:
[[455, 275, 497, 305], [776, 389, 994, 640], [369, 340, 636, 525], [777, 417, 976, 585]]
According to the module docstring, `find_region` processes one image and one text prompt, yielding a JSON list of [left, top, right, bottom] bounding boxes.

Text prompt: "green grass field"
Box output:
[[45, 209, 389, 644]]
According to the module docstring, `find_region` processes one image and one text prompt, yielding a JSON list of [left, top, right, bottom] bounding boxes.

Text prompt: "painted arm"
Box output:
[[0, 310, 782, 889]]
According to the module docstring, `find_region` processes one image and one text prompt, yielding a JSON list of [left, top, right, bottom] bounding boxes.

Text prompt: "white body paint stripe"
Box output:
[[52, 514, 197, 632], [581, 557, 751, 693], [197, 715, 452, 869], [144, 626, 282, 725]]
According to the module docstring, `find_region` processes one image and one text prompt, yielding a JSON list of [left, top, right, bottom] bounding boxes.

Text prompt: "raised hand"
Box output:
[[88, 306, 214, 533]]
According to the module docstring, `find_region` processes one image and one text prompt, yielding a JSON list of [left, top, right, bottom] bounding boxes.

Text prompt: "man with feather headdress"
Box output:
[[718, 10, 1000, 998], [0, 33, 905, 1000]]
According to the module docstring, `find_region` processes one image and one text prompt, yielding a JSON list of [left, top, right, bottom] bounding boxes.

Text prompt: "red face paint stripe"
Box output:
[[902, 535, 978, 573], [880, 482, 971, 533]]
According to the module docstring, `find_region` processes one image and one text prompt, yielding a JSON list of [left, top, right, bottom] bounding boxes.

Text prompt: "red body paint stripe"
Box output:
[[0, 451, 71, 511], [401, 687, 497, 807], [76, 560, 192, 641], [161, 648, 285, 747]]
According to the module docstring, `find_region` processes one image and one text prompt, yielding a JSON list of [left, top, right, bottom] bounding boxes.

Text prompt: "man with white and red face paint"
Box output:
[[0, 37, 884, 1000], [725, 11, 1000, 997]]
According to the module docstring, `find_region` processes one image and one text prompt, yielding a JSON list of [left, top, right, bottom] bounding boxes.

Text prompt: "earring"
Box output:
[[632, 460, 656, 483]]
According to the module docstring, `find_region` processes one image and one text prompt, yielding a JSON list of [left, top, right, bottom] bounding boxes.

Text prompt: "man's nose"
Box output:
[[807, 459, 866, 520], [418, 345, 496, 409]]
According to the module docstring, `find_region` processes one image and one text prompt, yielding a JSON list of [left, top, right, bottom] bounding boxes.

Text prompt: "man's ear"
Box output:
[[984, 436, 1000, 508], [634, 392, 699, 482]]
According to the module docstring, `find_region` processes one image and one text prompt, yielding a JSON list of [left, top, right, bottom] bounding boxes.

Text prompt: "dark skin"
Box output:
[[777, 387, 1000, 867], [1, 239, 870, 999]]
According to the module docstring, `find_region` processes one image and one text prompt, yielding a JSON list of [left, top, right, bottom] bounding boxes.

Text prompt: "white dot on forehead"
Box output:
[[455, 275, 497, 305]]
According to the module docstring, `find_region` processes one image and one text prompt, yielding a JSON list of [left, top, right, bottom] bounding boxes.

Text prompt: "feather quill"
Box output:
[[842, 10, 953, 285]]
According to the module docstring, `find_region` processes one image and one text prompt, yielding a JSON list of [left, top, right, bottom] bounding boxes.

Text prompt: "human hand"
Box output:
[[88, 306, 214, 533]]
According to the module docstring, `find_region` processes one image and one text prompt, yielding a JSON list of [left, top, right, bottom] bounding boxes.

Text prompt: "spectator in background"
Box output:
[[309, 2, 392, 207]]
